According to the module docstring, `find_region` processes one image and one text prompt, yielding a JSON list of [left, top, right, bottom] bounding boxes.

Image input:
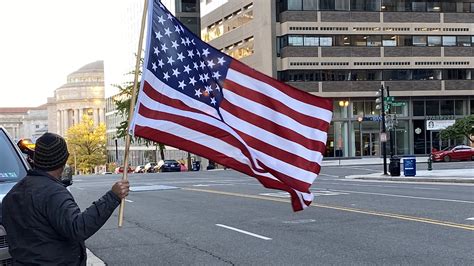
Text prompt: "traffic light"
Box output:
[[375, 87, 384, 111]]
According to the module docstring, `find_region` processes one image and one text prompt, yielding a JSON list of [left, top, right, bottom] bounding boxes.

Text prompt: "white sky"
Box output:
[[0, 0, 120, 107]]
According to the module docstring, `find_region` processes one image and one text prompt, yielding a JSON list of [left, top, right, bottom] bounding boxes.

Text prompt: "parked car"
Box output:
[[134, 165, 145, 173], [160, 160, 181, 172], [431, 145, 474, 162], [144, 162, 157, 173], [0, 127, 30, 263], [114, 166, 133, 174]]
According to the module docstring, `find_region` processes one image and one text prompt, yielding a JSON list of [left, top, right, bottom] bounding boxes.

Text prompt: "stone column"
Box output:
[[57, 111, 61, 134], [98, 108, 105, 124], [62, 110, 68, 136], [93, 108, 99, 126], [79, 108, 84, 123]]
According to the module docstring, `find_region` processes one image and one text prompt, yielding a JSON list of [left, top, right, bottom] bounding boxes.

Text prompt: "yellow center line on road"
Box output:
[[182, 187, 474, 231]]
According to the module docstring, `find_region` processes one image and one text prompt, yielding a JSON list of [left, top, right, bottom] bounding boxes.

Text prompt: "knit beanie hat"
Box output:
[[34, 132, 69, 171]]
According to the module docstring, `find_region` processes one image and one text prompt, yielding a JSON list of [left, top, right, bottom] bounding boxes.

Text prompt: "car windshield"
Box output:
[[0, 130, 27, 182], [441, 146, 455, 151], [164, 160, 178, 164]]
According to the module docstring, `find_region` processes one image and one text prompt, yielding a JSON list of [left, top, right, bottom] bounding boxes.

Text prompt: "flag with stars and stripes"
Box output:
[[130, 0, 333, 211]]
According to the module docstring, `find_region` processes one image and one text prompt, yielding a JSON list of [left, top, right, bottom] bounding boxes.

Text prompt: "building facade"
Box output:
[[47, 60, 106, 136], [0, 106, 48, 142], [200, 0, 474, 158]]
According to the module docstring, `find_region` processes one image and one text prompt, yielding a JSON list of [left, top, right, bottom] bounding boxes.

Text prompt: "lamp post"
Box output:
[[114, 138, 118, 163]]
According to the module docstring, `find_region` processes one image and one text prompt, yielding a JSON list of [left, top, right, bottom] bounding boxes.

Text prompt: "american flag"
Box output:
[[130, 0, 333, 211]]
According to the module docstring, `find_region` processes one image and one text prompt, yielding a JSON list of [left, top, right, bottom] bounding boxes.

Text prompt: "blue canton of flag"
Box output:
[[147, 1, 230, 112]]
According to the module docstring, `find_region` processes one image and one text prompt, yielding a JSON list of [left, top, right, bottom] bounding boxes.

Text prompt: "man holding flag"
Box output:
[[130, 0, 333, 211]]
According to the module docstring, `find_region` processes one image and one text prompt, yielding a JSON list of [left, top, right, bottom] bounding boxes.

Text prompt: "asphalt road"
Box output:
[[71, 162, 474, 265]]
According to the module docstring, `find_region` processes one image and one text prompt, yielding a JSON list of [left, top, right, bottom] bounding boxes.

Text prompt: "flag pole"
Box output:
[[118, 0, 148, 228]]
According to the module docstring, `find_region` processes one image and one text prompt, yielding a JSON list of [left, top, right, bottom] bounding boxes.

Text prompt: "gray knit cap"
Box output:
[[34, 133, 69, 171]]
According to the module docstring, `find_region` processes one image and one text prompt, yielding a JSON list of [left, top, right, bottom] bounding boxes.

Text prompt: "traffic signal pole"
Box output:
[[380, 85, 388, 175], [386, 86, 395, 158]]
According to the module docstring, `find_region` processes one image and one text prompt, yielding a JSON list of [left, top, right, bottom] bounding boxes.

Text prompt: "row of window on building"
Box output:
[[278, 69, 473, 81], [280, 35, 474, 48], [279, 0, 474, 13]]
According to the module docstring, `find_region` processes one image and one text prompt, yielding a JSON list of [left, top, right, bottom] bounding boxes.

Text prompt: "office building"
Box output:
[[200, 0, 474, 157]]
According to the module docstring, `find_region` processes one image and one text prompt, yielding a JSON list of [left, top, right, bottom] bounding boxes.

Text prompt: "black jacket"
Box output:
[[2, 170, 120, 265]]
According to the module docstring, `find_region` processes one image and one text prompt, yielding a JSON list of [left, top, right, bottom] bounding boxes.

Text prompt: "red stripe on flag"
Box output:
[[229, 60, 333, 111], [137, 103, 265, 174], [256, 160, 311, 193], [220, 99, 327, 154], [223, 79, 329, 132], [231, 127, 322, 175], [134, 124, 306, 211]]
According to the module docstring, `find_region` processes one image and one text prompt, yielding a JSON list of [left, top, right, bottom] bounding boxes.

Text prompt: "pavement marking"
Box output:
[[86, 248, 105, 265], [75, 187, 84, 190], [282, 219, 316, 224], [183, 188, 474, 231], [216, 224, 272, 240], [260, 190, 349, 198], [125, 199, 134, 203], [330, 189, 474, 204], [466, 217, 474, 221], [319, 174, 339, 178]]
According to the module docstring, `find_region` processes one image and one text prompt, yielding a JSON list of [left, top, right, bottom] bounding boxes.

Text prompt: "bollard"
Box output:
[[427, 155, 433, 171]]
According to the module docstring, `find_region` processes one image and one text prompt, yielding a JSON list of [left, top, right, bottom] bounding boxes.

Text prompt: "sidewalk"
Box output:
[[322, 157, 474, 183]]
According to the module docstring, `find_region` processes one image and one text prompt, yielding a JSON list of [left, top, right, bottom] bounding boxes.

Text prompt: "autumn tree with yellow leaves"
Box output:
[[66, 115, 107, 174]]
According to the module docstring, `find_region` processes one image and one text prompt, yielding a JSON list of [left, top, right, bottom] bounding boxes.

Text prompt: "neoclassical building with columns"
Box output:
[[47, 60, 105, 136]]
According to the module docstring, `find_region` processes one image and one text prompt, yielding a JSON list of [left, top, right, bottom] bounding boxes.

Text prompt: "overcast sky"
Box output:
[[0, 0, 119, 107]]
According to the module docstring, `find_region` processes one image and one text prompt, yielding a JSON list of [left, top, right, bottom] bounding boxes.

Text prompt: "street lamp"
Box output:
[[338, 100, 349, 107], [114, 138, 118, 163]]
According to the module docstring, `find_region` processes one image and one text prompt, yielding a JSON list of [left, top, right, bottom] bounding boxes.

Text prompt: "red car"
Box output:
[[114, 166, 133, 174], [431, 145, 474, 162]]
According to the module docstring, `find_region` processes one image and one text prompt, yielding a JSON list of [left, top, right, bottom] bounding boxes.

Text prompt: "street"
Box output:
[[71, 162, 474, 265]]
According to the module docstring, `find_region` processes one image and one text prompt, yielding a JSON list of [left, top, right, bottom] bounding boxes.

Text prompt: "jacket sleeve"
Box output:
[[45, 188, 121, 241]]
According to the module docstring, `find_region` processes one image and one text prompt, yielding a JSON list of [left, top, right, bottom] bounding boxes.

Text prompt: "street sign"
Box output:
[[390, 102, 406, 107], [384, 96, 394, 102], [380, 132, 387, 142]]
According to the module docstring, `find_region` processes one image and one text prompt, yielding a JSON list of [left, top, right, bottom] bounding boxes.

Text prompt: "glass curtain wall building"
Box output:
[[201, 0, 473, 158]]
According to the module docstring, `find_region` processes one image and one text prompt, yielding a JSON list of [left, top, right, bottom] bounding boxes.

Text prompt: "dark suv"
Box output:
[[0, 127, 29, 263]]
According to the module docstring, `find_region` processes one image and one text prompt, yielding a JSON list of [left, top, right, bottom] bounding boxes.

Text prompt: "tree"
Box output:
[[66, 115, 107, 174], [440, 115, 474, 143], [113, 66, 166, 161]]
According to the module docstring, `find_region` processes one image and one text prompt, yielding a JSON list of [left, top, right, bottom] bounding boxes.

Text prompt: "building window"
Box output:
[[413, 101, 425, 116], [303, 0, 318, 10], [351, 35, 367, 46], [288, 0, 303, 10], [426, 101, 440, 115], [412, 2, 426, 12], [427, 2, 441, 12], [335, 35, 351, 46], [320, 36, 333, 46], [455, 100, 464, 115], [471, 100, 474, 115], [304, 36, 319, 46], [367, 35, 381, 46], [443, 69, 469, 80], [427, 36, 441, 46], [320, 0, 335, 10], [457, 36, 471, 47], [383, 70, 411, 80], [413, 36, 427, 46], [412, 69, 441, 80], [289, 36, 304, 46], [443, 36, 457, 46], [440, 100, 455, 115], [382, 35, 397, 46]]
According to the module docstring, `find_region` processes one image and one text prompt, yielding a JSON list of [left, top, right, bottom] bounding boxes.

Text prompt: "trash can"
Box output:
[[389, 157, 400, 176], [403, 156, 416, 176], [192, 161, 201, 171]]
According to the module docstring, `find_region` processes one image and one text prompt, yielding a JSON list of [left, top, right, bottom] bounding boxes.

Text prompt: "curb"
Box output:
[[347, 176, 474, 183]]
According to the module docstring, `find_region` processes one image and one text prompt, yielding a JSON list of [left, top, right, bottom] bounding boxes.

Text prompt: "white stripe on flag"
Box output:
[[219, 108, 324, 164], [226, 68, 333, 123], [223, 88, 328, 143]]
